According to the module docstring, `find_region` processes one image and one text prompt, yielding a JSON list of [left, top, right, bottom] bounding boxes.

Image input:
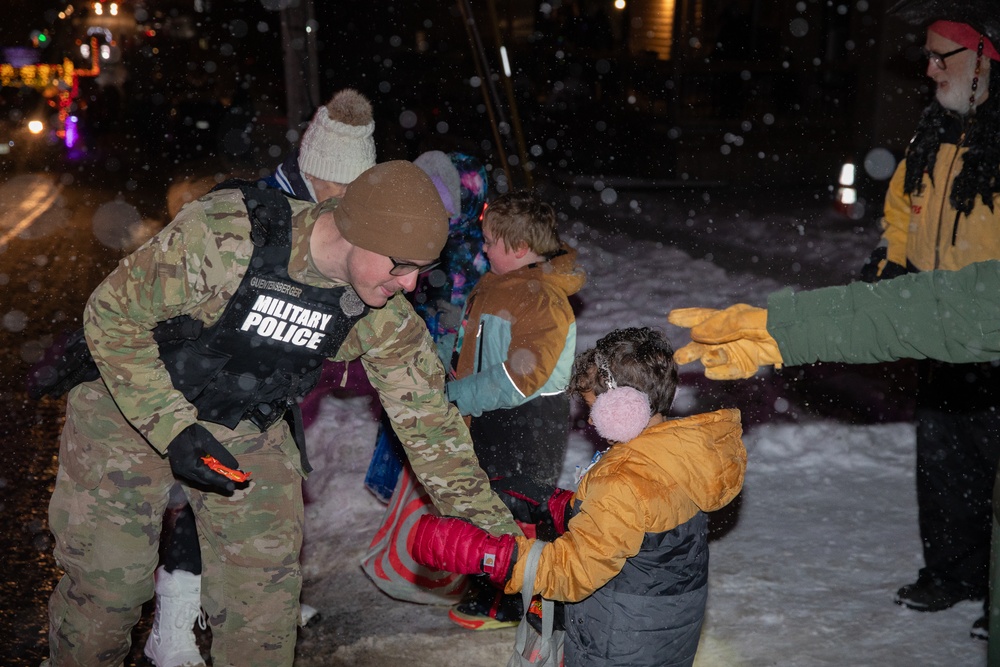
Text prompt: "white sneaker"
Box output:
[[144, 567, 207, 667], [300, 602, 320, 627]]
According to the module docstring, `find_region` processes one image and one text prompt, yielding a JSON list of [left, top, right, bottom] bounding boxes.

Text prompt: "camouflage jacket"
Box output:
[[83, 188, 517, 534]]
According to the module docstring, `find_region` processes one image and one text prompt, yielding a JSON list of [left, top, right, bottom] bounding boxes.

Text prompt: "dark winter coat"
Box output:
[[261, 148, 315, 202], [411, 152, 490, 363]]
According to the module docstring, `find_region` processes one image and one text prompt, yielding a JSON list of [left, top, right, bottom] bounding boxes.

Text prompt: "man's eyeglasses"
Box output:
[[922, 46, 968, 70], [389, 257, 440, 276]]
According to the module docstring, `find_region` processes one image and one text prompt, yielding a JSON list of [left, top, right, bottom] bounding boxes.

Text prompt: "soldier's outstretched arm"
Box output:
[[341, 297, 520, 536]]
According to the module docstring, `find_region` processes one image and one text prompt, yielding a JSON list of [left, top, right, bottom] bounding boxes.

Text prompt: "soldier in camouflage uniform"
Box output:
[[45, 161, 518, 667]]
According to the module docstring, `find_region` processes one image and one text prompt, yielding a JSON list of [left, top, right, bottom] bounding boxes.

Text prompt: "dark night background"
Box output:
[[0, 0, 939, 664], [2, 0, 935, 196]]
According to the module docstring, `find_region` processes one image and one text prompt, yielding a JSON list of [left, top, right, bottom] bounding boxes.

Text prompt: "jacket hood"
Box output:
[[506, 244, 587, 298], [628, 408, 746, 512]]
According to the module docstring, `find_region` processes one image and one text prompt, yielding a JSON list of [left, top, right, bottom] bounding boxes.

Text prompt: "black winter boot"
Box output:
[[894, 573, 984, 612]]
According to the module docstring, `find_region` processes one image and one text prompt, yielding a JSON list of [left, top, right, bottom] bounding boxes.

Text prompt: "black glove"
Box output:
[[491, 476, 574, 541], [167, 424, 241, 493], [490, 476, 555, 524], [878, 260, 909, 281], [858, 245, 886, 283], [859, 245, 909, 283]]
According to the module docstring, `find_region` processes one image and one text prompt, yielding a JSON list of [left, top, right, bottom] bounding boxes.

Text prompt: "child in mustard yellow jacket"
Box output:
[[408, 327, 746, 667]]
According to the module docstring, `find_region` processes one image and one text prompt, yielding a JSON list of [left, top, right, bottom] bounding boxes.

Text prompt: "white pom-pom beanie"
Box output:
[[299, 89, 376, 185]]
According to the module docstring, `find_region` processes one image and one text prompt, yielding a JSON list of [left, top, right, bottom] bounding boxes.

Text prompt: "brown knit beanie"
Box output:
[[335, 161, 448, 261]]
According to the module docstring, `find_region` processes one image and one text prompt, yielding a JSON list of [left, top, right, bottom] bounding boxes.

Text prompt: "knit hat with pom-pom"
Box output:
[[299, 88, 376, 185]]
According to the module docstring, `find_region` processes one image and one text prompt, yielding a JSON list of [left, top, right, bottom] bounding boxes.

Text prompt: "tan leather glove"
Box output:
[[667, 304, 783, 380]]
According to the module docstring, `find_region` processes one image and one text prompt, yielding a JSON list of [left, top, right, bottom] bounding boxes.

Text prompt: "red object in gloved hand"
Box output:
[[408, 515, 517, 587], [167, 423, 243, 493], [491, 476, 575, 539], [547, 488, 574, 535]]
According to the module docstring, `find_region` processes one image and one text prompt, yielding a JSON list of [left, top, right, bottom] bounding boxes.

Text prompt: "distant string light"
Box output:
[[0, 35, 102, 146]]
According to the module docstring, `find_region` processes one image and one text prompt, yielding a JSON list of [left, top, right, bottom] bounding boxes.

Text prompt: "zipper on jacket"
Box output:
[[475, 319, 484, 373], [949, 130, 968, 249], [935, 133, 965, 267]]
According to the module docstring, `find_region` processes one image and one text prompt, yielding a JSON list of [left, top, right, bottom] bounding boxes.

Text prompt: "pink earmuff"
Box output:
[[590, 386, 651, 443]]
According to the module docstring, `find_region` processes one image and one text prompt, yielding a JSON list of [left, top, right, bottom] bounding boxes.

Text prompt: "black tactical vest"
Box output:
[[158, 183, 369, 431]]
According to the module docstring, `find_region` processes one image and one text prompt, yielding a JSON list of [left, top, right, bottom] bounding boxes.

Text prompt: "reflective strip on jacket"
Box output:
[[447, 245, 586, 417]]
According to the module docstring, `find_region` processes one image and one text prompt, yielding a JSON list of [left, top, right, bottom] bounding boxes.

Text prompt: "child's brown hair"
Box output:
[[570, 327, 679, 416], [482, 191, 561, 256]]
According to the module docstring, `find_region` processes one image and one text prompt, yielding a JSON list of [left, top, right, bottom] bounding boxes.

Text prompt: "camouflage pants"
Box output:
[[47, 383, 305, 667]]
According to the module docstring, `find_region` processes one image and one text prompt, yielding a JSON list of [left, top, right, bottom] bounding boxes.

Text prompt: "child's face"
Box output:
[[482, 225, 522, 275]]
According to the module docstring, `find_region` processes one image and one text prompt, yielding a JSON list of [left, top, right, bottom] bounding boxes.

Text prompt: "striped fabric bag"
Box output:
[[360, 463, 469, 605], [508, 541, 564, 667]]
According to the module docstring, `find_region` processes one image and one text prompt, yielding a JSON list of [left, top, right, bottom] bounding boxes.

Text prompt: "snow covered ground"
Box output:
[[291, 183, 988, 666]]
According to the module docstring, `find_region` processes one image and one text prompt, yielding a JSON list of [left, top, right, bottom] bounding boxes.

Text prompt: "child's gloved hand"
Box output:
[[668, 304, 783, 380], [407, 515, 517, 587], [491, 476, 574, 540]]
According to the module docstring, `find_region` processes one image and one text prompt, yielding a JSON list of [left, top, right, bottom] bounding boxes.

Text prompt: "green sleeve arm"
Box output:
[[767, 260, 1000, 366]]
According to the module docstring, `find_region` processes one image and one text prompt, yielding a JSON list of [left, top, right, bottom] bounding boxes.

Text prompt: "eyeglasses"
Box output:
[[922, 46, 969, 70], [388, 257, 440, 276]]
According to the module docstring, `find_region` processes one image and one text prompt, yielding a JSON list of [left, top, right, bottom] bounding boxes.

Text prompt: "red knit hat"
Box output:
[[929, 20, 1000, 61]]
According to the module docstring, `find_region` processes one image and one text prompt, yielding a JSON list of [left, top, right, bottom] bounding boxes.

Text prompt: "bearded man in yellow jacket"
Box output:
[[852, 0, 1000, 641]]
